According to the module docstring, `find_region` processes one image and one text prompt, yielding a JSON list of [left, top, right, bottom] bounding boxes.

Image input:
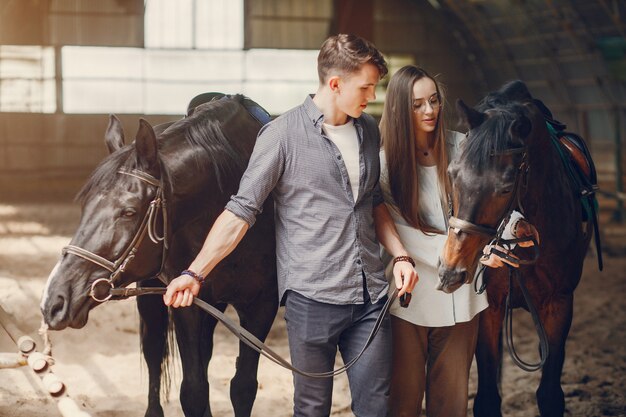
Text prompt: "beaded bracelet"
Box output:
[[181, 269, 205, 284], [393, 256, 415, 268]]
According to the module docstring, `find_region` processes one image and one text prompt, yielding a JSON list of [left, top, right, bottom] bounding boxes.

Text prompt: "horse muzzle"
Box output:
[[437, 258, 468, 294]]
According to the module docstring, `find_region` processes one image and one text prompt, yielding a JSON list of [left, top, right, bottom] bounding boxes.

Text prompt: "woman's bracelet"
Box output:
[[181, 269, 205, 284], [393, 256, 415, 268]]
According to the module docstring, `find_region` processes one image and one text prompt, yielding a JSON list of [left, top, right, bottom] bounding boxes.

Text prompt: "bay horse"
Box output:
[[438, 81, 594, 417], [40, 94, 278, 417]]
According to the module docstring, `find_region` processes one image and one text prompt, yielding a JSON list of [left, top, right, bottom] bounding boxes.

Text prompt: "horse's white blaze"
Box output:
[[40, 259, 62, 310]]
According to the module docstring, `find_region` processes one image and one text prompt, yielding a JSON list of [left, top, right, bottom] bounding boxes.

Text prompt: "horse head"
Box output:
[[438, 86, 534, 293], [41, 116, 167, 330]]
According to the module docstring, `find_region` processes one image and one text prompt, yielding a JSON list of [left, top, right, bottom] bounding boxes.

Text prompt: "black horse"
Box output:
[[40, 94, 278, 417], [438, 81, 594, 417]]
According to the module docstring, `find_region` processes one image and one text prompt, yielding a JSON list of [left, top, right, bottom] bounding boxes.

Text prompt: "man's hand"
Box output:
[[163, 274, 201, 308], [393, 260, 418, 297]]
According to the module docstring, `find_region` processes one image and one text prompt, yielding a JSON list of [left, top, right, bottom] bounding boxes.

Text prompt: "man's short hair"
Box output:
[[317, 34, 388, 84]]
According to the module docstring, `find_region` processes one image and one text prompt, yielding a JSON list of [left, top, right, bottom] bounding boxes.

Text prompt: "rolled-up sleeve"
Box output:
[[225, 122, 285, 227]]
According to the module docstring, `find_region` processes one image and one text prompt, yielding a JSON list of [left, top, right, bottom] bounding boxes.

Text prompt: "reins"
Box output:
[[69, 168, 395, 379], [104, 285, 399, 379], [448, 144, 549, 372]]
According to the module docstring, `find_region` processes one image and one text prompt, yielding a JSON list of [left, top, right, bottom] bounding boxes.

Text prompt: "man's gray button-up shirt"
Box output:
[[225, 95, 387, 305]]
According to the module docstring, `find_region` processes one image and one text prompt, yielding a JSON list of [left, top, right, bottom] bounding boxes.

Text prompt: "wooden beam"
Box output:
[[331, 0, 374, 40]]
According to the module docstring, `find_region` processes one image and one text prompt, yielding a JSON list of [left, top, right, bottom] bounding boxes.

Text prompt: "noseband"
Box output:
[[62, 169, 168, 302]]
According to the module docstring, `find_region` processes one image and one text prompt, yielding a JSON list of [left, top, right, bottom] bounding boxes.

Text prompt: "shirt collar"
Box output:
[[303, 95, 324, 127], [303, 94, 363, 130]]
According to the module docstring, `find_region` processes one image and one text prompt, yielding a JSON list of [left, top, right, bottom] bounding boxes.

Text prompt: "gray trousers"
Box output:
[[388, 314, 479, 417], [284, 290, 392, 417]]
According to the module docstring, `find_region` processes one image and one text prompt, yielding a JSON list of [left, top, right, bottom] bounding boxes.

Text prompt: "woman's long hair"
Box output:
[[379, 65, 450, 233]]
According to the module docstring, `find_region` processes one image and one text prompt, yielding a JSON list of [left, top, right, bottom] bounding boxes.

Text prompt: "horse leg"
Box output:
[[230, 295, 278, 417], [172, 304, 224, 417], [137, 280, 169, 417], [536, 296, 573, 417], [474, 305, 506, 417]]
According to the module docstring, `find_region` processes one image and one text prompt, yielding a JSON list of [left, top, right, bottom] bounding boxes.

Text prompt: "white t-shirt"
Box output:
[[323, 121, 360, 201]]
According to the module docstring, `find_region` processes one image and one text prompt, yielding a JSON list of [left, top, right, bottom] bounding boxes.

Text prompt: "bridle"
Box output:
[[62, 169, 168, 302], [446, 139, 548, 372], [448, 145, 529, 247]]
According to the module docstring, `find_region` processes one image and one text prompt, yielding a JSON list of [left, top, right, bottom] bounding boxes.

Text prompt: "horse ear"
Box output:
[[510, 115, 532, 139], [499, 80, 532, 101], [456, 99, 486, 129], [135, 119, 159, 171], [104, 114, 125, 154]]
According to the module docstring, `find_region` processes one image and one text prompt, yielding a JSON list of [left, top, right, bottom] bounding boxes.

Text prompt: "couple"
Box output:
[[163, 34, 538, 417]]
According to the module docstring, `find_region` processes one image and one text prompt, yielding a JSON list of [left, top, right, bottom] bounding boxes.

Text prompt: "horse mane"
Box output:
[[76, 146, 138, 203], [77, 95, 252, 202], [461, 86, 531, 169]]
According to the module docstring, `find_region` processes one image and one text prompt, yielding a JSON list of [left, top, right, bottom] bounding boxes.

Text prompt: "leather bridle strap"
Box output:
[[61, 169, 167, 302], [448, 216, 497, 237], [63, 245, 117, 273]]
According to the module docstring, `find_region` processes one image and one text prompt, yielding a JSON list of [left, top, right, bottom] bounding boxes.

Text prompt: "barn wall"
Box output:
[[0, 113, 178, 201], [0, 0, 144, 46], [0, 0, 622, 206]]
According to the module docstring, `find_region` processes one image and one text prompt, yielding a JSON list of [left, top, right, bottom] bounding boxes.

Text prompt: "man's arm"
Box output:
[[373, 202, 418, 296], [163, 210, 249, 308], [164, 121, 285, 308]]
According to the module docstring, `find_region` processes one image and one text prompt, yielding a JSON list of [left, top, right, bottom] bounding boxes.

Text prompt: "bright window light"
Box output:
[[62, 46, 319, 115], [145, 0, 243, 49], [0, 46, 56, 113]]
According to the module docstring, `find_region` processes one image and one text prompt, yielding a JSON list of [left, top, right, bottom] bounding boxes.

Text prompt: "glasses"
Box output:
[[413, 94, 441, 113]]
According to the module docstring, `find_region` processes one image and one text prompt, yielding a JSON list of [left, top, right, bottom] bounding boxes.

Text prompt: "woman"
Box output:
[[379, 65, 538, 416]]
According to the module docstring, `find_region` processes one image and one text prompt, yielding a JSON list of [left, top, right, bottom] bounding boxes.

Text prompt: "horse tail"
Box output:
[[137, 281, 177, 405], [161, 309, 178, 402]]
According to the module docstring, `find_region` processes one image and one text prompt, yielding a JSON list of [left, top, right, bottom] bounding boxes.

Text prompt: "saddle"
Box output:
[[537, 98, 603, 270], [558, 132, 596, 187], [186, 92, 272, 126]]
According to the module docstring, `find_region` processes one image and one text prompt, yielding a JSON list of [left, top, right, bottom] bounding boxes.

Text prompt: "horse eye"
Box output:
[[122, 208, 137, 217], [499, 185, 514, 195]]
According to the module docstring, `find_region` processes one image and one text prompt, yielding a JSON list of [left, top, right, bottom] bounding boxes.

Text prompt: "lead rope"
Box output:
[[504, 266, 549, 371], [107, 285, 398, 378], [476, 235, 547, 371]]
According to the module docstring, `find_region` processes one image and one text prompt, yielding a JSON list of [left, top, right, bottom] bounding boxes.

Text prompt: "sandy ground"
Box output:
[[0, 202, 624, 417]]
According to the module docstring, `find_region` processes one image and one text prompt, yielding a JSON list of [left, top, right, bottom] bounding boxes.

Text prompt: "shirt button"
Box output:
[[356, 259, 362, 265], [337, 155, 342, 160]]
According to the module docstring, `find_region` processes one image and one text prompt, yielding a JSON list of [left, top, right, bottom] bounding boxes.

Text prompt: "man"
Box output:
[[164, 33, 417, 417]]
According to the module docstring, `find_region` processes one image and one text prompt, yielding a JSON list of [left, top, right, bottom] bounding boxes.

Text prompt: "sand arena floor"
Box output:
[[0, 203, 624, 416]]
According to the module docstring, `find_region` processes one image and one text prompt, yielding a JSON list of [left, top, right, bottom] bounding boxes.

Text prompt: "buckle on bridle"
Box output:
[[90, 278, 114, 302]]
